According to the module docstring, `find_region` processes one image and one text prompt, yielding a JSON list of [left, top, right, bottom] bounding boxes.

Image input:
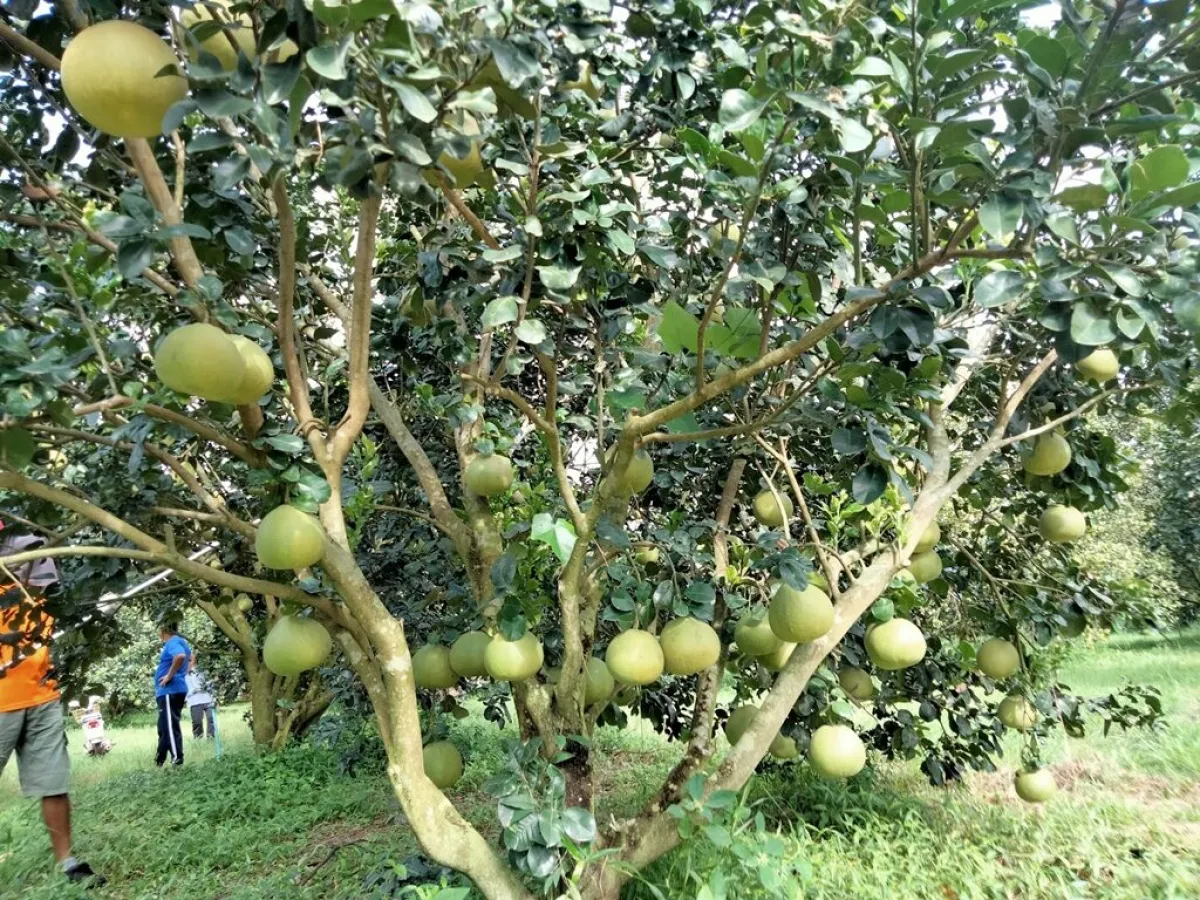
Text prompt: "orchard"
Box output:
[[1, 1, 1200, 898]]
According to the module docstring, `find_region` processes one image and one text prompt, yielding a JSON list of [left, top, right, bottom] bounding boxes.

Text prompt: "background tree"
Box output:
[[2, 1, 1200, 899]]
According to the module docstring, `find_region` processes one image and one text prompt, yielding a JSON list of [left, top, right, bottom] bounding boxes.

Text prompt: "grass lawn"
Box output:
[[2, 631, 1199, 899]]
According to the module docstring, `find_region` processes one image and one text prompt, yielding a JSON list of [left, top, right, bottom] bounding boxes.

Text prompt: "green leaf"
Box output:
[[306, 36, 353, 80], [393, 82, 437, 123], [718, 89, 767, 133], [851, 56, 893, 77], [515, 319, 547, 344], [194, 89, 253, 118], [1070, 301, 1118, 346], [0, 428, 36, 469], [562, 807, 596, 843], [1131, 145, 1189, 195], [1115, 306, 1145, 339], [482, 295, 520, 329], [974, 270, 1024, 308], [852, 464, 887, 504], [212, 156, 251, 192], [836, 118, 872, 154], [658, 301, 699, 353], [265, 433, 305, 453], [531, 512, 576, 563], [607, 230, 635, 255], [224, 227, 257, 255], [117, 239, 155, 280], [482, 245, 524, 263], [485, 38, 540, 89], [1022, 36, 1067, 78], [262, 58, 302, 105], [1105, 265, 1145, 297], [979, 195, 1022, 239], [1149, 181, 1200, 210], [715, 149, 757, 178], [536, 265, 581, 292], [1055, 184, 1109, 212]]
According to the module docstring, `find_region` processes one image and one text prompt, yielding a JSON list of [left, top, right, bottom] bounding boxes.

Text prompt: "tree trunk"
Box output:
[[247, 664, 279, 746]]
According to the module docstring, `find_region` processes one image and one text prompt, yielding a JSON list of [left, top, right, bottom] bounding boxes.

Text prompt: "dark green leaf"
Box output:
[[482, 295, 519, 328], [851, 464, 887, 504], [562, 807, 596, 843], [1070, 301, 1118, 346], [116, 239, 155, 280], [974, 270, 1025, 308], [224, 227, 257, 255], [718, 89, 767, 133], [306, 36, 353, 80], [265, 433, 305, 453], [394, 82, 438, 123]]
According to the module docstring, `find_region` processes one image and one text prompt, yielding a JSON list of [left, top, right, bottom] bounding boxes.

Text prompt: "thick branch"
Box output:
[[126, 140, 205, 290], [432, 174, 501, 249]]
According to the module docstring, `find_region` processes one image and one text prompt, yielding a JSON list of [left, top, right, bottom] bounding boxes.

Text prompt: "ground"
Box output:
[[2, 631, 1198, 899]]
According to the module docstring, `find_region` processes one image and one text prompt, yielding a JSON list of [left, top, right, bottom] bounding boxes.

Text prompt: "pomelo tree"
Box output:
[[2, 1, 1200, 898]]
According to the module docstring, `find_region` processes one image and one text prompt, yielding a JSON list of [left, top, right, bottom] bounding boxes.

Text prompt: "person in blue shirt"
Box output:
[[154, 621, 191, 767]]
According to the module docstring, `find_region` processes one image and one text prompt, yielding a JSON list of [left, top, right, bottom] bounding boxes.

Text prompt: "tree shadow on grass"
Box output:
[[1106, 630, 1200, 655]]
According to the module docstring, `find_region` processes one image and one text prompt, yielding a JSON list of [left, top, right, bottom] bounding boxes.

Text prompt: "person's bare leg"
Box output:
[[41, 794, 72, 861]]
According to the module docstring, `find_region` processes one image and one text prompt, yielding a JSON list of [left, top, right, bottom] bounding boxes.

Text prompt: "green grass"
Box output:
[[3, 631, 1199, 899]]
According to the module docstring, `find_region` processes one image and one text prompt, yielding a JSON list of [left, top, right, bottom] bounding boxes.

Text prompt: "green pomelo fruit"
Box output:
[[1076, 347, 1119, 382], [634, 546, 660, 567], [769, 734, 800, 759], [236, 594, 253, 614], [723, 705, 758, 745], [423, 741, 464, 789], [659, 617, 721, 676], [1039, 505, 1086, 543], [977, 638, 1020, 679], [180, 0, 255, 70], [838, 666, 875, 700], [752, 490, 792, 527], [709, 222, 741, 246], [262, 615, 332, 676], [624, 450, 654, 493], [768, 582, 834, 643], [449, 630, 492, 677], [1014, 769, 1056, 803], [1023, 433, 1072, 477], [61, 21, 188, 138], [865, 618, 927, 670], [255, 505, 326, 570], [997, 695, 1039, 731], [605, 629, 665, 685], [809, 724, 867, 779], [735, 612, 782, 657], [914, 521, 941, 553], [412, 644, 459, 690], [154, 323, 246, 402], [484, 632, 543, 682], [757, 641, 796, 672], [584, 657, 616, 705], [465, 454, 514, 497], [222, 336, 274, 405], [908, 550, 943, 584]]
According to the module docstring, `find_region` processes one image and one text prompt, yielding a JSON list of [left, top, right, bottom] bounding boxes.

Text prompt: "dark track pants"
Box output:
[[156, 692, 186, 766], [190, 703, 215, 739]]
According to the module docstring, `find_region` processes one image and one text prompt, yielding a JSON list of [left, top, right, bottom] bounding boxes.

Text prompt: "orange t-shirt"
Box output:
[[0, 586, 60, 713]]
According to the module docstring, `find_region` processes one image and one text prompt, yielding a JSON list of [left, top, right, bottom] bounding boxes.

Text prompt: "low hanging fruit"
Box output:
[[255, 506, 326, 570], [484, 632, 543, 682], [757, 641, 796, 672], [1013, 769, 1057, 803], [624, 449, 654, 493], [1023, 433, 1072, 477], [977, 638, 1021, 679], [752, 489, 792, 527], [606, 629, 665, 685], [1075, 347, 1119, 382], [562, 60, 603, 99], [448, 630, 492, 677], [465, 453, 514, 497], [838, 666, 875, 700], [768, 582, 834, 643], [724, 705, 796, 758], [222, 336, 275, 405], [423, 741, 464, 789], [179, 0, 255, 70], [61, 21, 188, 138], [908, 550, 943, 584], [584, 657, 616, 705], [1039, 504, 1086, 543], [658, 617, 721, 676], [412, 644, 459, 690], [808, 725, 867, 779], [735, 611, 783, 657], [913, 521, 941, 553], [997, 694, 1039, 731], [865, 618, 927, 670], [262, 615, 332, 676], [154, 323, 247, 402]]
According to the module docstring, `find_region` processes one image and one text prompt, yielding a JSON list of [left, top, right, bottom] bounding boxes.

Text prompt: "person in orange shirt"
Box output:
[[1, 520, 105, 886]]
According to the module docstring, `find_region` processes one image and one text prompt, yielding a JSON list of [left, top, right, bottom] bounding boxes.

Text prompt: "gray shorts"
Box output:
[[0, 698, 71, 797]]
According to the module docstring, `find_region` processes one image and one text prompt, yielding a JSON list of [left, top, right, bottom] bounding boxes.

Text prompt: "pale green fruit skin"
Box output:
[[423, 741, 464, 789], [769, 734, 800, 759], [914, 521, 941, 553], [735, 613, 783, 657], [1174, 293, 1200, 334], [659, 617, 721, 676], [262, 615, 332, 676], [908, 550, 943, 584], [768, 583, 834, 643], [236, 595, 253, 614], [584, 657, 616, 705], [809, 725, 867, 779], [709, 222, 741, 245], [606, 629, 665, 685], [1023, 433, 1072, 476], [465, 454, 514, 497], [62, 21, 188, 138], [977, 638, 1021, 679], [866, 618, 927, 670], [155, 323, 246, 402], [449, 631, 492, 677], [435, 139, 484, 188], [753, 490, 793, 527], [412, 645, 459, 690], [723, 705, 758, 745], [484, 632, 543, 682], [1076, 347, 1119, 382], [255, 506, 326, 570], [181, 0, 255, 70], [757, 641, 796, 672], [222, 336, 274, 405], [1040, 505, 1087, 543], [1014, 769, 1057, 803], [997, 695, 1039, 731], [838, 666, 875, 700], [625, 450, 654, 493], [635, 546, 661, 566]]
